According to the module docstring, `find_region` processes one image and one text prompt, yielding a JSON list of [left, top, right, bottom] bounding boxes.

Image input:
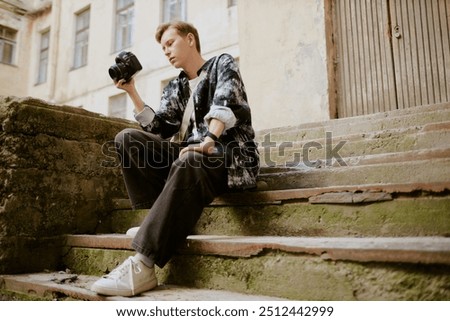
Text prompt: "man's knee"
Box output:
[[115, 128, 140, 146]]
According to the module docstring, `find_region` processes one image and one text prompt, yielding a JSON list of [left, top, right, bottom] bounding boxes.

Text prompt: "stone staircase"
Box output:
[[1, 101, 450, 300]]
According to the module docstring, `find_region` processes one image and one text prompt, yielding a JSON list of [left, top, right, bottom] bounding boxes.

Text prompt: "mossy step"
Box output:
[[0, 96, 139, 142], [260, 129, 450, 167], [0, 272, 282, 301], [62, 236, 450, 300], [105, 194, 450, 238], [255, 158, 450, 190], [111, 181, 450, 208]]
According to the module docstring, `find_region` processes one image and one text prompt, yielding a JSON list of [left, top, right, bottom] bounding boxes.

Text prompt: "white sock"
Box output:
[[134, 253, 154, 268]]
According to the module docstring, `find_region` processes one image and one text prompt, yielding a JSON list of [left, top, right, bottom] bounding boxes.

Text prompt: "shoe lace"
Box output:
[[107, 257, 142, 295]]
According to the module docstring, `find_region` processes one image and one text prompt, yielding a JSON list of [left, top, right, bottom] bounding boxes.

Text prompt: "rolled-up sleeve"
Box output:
[[134, 105, 155, 127], [204, 105, 237, 130], [211, 54, 251, 125]]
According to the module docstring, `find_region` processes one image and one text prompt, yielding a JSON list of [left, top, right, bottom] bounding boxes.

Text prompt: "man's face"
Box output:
[[160, 27, 192, 69]]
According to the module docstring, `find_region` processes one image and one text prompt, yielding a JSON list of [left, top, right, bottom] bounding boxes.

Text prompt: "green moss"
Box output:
[[108, 209, 148, 233], [62, 247, 133, 276], [194, 198, 450, 237], [0, 289, 49, 301], [62, 246, 450, 300], [161, 253, 355, 300], [160, 253, 450, 300], [342, 262, 450, 300]]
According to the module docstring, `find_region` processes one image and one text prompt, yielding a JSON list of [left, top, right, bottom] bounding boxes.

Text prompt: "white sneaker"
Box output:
[[91, 256, 157, 296], [126, 226, 140, 237]]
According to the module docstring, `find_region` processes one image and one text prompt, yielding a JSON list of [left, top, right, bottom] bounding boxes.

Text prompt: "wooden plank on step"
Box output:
[[211, 182, 450, 206], [111, 181, 450, 209], [183, 235, 450, 265], [66, 234, 132, 250], [308, 191, 392, 204]]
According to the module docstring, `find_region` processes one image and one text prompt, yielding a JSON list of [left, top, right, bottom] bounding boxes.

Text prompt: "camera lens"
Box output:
[[108, 64, 123, 81], [108, 51, 142, 82]]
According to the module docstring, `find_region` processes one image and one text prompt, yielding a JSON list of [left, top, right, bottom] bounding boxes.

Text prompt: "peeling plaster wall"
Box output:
[[238, 0, 330, 131]]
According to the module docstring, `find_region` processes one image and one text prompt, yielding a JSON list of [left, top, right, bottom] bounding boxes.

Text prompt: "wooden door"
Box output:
[[334, 0, 450, 117], [390, 0, 450, 109]]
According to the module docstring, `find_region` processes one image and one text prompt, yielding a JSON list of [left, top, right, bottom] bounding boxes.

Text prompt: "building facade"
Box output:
[[0, 0, 335, 131], [0, 0, 241, 120], [3, 0, 446, 131]]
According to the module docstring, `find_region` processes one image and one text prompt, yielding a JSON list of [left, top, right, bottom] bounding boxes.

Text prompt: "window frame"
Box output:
[[36, 29, 50, 85], [113, 0, 135, 52], [73, 7, 90, 69], [108, 92, 128, 119], [0, 25, 17, 65], [162, 0, 187, 23]]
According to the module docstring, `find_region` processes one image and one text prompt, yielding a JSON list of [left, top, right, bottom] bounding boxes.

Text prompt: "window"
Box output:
[[37, 30, 50, 84], [0, 25, 17, 65], [73, 8, 90, 68], [162, 0, 186, 22], [228, 0, 237, 7], [109, 93, 127, 118], [114, 0, 134, 52]]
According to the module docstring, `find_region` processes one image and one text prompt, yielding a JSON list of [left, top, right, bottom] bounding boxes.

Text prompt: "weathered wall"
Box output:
[[1, 0, 333, 131], [0, 5, 32, 98], [1, 0, 240, 121], [238, 0, 330, 131], [0, 96, 136, 273]]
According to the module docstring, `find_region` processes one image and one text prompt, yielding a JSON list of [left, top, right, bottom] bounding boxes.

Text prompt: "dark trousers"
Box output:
[[114, 128, 228, 268]]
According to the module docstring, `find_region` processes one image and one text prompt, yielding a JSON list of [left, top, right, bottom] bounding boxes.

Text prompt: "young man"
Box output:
[[91, 21, 259, 297]]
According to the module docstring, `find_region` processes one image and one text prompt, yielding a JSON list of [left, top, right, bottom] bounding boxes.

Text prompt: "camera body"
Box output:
[[108, 51, 142, 83]]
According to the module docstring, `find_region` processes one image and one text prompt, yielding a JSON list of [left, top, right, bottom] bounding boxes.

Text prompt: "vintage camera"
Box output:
[[108, 51, 142, 83]]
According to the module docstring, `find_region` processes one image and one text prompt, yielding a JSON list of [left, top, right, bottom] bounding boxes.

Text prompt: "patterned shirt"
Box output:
[[135, 53, 259, 190]]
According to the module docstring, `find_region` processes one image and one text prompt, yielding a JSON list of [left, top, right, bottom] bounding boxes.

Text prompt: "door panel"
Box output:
[[390, 0, 450, 109], [334, 0, 450, 117], [335, 0, 397, 117]]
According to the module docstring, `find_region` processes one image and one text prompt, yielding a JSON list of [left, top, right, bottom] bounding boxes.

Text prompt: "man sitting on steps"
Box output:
[[91, 21, 259, 297]]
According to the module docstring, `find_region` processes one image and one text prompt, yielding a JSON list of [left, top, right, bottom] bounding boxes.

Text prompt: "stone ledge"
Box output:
[[0, 96, 138, 141], [65, 234, 450, 265]]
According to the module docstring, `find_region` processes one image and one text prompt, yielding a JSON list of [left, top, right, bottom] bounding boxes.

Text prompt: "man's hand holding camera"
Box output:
[[115, 77, 135, 93], [109, 51, 225, 156]]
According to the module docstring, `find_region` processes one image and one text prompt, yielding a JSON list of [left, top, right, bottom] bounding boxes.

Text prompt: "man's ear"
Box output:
[[187, 33, 195, 46]]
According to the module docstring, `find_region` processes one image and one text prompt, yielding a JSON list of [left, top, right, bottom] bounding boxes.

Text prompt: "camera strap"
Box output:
[[171, 70, 207, 144]]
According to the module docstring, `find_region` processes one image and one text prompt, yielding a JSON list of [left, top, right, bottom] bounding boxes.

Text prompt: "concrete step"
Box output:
[[255, 103, 450, 167], [110, 180, 450, 207], [65, 234, 450, 265], [61, 234, 450, 300], [260, 125, 450, 167], [0, 272, 282, 301], [254, 158, 450, 191], [105, 193, 450, 238], [255, 102, 450, 144]]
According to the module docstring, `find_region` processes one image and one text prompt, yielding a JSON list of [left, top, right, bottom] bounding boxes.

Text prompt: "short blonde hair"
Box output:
[[155, 21, 201, 53]]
